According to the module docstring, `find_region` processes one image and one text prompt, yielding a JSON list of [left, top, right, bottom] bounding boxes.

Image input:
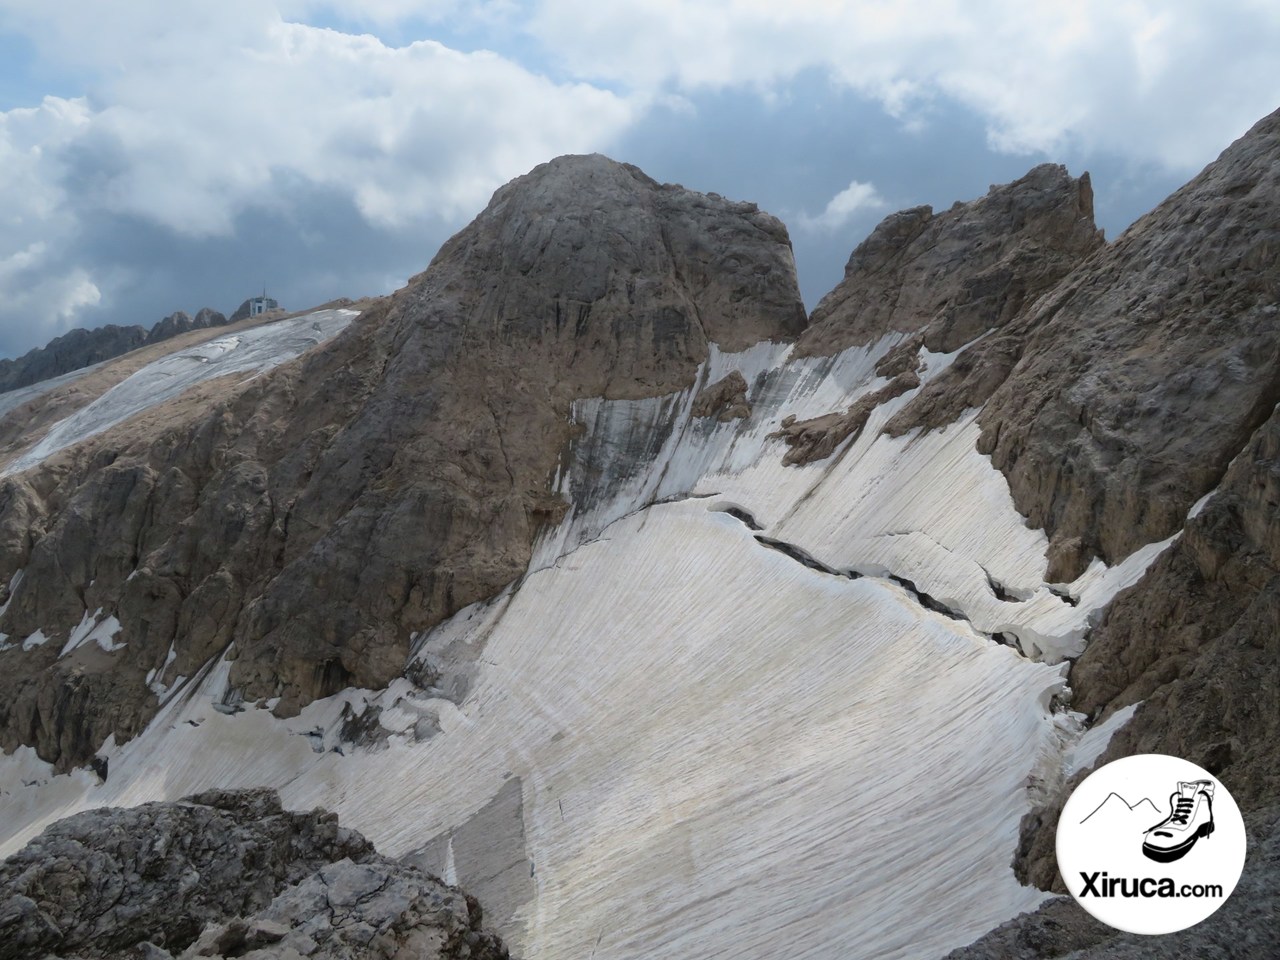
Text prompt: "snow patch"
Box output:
[[1065, 702, 1142, 780], [1188, 488, 1217, 519], [21, 629, 48, 651], [59, 609, 124, 657], [0, 501, 1065, 960], [0, 568, 24, 618], [147, 642, 180, 700], [0, 361, 109, 421], [0, 333, 1197, 959]]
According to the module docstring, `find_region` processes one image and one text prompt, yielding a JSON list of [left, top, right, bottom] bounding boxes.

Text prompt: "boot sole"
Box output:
[[1142, 821, 1214, 863]]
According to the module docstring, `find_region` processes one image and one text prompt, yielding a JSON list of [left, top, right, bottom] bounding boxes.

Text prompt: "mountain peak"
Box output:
[[411, 151, 806, 385], [798, 161, 1102, 357], [1080, 792, 1161, 825]]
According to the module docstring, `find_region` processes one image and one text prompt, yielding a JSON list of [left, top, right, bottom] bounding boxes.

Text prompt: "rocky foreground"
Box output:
[[0, 789, 506, 960]]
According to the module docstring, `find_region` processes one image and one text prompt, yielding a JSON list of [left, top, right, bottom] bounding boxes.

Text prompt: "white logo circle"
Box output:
[[1057, 753, 1246, 934]]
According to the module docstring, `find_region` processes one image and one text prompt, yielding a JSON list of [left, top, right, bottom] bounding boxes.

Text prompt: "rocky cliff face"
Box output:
[[797, 163, 1103, 358], [0, 325, 148, 393], [0, 788, 506, 960], [979, 108, 1280, 894], [974, 109, 1280, 582], [0, 308, 231, 395], [779, 163, 1104, 465], [779, 107, 1280, 901], [1014, 345, 1280, 891], [0, 154, 805, 770]]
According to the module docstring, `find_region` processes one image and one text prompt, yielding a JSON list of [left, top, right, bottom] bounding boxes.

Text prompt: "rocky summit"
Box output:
[[0, 110, 1277, 959]]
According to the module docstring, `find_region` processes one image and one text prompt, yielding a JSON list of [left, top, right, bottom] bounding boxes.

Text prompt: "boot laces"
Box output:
[[1170, 795, 1195, 825]]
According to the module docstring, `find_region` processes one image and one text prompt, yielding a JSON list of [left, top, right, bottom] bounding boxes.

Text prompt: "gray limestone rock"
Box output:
[[691, 370, 751, 421], [181, 860, 505, 960], [940, 109, 1280, 902], [0, 789, 505, 960], [0, 788, 374, 959], [145, 309, 230, 345], [769, 366, 921, 465], [973, 107, 1280, 580], [1013, 396, 1280, 893], [0, 325, 149, 394], [796, 163, 1102, 358], [780, 163, 1102, 472]]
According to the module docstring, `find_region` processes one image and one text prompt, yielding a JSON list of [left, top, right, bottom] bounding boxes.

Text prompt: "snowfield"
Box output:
[[0, 332, 1162, 959]]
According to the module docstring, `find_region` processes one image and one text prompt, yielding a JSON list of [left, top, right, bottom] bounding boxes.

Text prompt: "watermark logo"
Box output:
[[1057, 753, 1246, 934]]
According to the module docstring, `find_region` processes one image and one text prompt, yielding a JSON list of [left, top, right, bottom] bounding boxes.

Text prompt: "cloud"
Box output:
[[0, 2, 640, 347], [0, 241, 101, 351], [0, 95, 102, 346], [16, 16, 638, 236], [798, 179, 887, 232], [525, 0, 1280, 171]]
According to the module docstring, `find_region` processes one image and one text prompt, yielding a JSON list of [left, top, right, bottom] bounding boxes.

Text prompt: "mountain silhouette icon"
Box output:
[[1080, 792, 1161, 825]]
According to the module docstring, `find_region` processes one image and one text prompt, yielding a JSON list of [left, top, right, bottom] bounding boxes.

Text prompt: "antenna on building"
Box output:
[[247, 286, 280, 318]]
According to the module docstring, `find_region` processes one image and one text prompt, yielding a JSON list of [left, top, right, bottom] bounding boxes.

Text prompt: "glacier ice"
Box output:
[[3, 308, 357, 476], [0, 333, 1186, 959]]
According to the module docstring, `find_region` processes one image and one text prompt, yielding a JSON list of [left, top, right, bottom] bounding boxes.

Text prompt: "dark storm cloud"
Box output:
[[56, 178, 459, 337]]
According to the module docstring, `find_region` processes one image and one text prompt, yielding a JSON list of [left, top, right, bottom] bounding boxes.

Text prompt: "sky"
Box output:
[[0, 2, 1278, 360]]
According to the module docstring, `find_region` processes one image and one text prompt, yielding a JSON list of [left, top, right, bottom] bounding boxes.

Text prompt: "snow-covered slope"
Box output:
[[0, 335, 1151, 960], [0, 361, 107, 422], [2, 308, 357, 476]]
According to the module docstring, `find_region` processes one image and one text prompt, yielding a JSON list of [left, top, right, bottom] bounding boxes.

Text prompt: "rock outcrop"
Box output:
[[1014, 389, 1280, 892], [0, 325, 148, 393], [691, 370, 751, 421], [951, 108, 1280, 896], [796, 163, 1103, 358], [144, 308, 229, 346], [827, 110, 1280, 583], [784, 162, 1104, 471], [970, 108, 1280, 581], [0, 154, 806, 770], [769, 366, 920, 465], [0, 788, 506, 960]]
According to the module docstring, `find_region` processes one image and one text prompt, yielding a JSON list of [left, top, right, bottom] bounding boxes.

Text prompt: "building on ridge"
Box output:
[[247, 289, 280, 317]]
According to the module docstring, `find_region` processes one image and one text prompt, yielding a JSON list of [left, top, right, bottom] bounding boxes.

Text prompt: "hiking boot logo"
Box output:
[[1142, 779, 1214, 863], [1057, 754, 1246, 936]]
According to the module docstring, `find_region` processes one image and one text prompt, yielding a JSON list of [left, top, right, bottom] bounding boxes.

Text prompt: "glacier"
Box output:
[[0, 331, 1163, 959], [1, 308, 358, 477]]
